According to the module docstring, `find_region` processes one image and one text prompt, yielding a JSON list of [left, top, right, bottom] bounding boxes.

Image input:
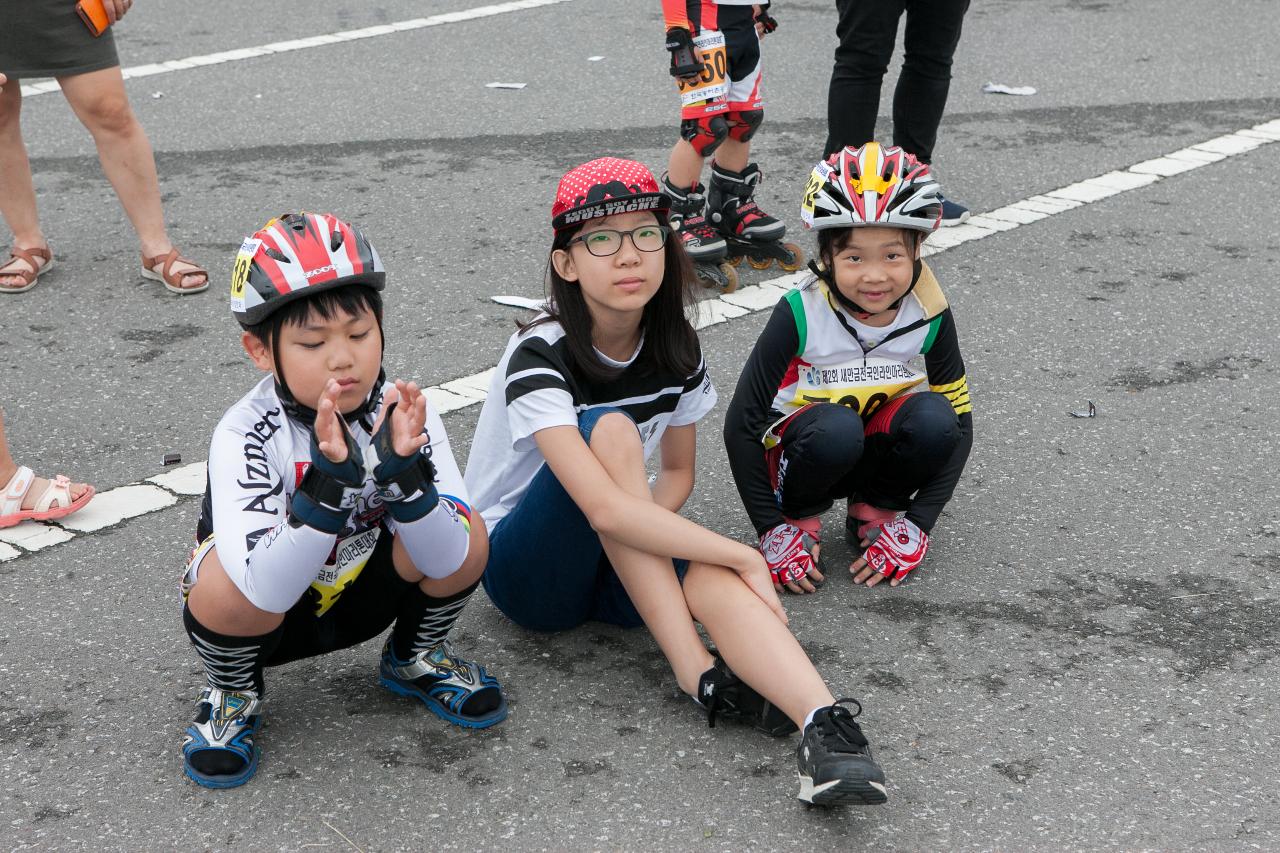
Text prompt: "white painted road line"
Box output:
[[2, 118, 1277, 558], [19, 0, 585, 98]]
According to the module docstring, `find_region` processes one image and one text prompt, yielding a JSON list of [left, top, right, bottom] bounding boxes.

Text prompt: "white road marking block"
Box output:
[[58, 485, 177, 533], [1129, 156, 1205, 177], [440, 369, 495, 398], [0, 542, 19, 562], [965, 214, 1020, 232], [0, 522, 74, 551], [148, 462, 209, 496], [1167, 147, 1227, 163], [426, 387, 475, 415], [981, 204, 1050, 225], [722, 284, 787, 312], [1192, 134, 1265, 156], [693, 300, 749, 330], [1251, 119, 1280, 137], [1238, 128, 1280, 142], [927, 222, 997, 248], [1022, 194, 1085, 212]]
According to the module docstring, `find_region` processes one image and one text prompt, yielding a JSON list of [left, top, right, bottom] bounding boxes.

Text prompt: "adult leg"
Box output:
[[587, 411, 716, 695], [56, 67, 206, 289], [892, 0, 970, 163], [824, 0, 906, 157], [0, 81, 50, 290], [683, 561, 834, 726]]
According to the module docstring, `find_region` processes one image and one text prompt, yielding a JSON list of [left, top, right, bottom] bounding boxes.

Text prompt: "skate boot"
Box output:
[[181, 686, 263, 789], [708, 161, 804, 272], [693, 655, 798, 736], [796, 698, 888, 806], [661, 175, 739, 293]]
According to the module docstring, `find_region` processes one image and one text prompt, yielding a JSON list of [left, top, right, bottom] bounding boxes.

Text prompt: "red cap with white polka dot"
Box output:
[[551, 157, 670, 232]]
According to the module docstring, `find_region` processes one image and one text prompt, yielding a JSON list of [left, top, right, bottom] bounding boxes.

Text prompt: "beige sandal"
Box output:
[[0, 246, 55, 294], [141, 248, 209, 295]]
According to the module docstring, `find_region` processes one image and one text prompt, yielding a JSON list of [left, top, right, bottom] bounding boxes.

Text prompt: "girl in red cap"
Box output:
[[465, 157, 888, 807]]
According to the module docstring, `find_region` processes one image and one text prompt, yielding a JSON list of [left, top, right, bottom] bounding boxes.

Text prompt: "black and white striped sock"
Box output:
[[389, 578, 479, 661], [182, 604, 282, 694]]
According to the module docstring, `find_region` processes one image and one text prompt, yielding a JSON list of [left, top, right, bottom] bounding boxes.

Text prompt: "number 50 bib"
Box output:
[[676, 30, 729, 107]]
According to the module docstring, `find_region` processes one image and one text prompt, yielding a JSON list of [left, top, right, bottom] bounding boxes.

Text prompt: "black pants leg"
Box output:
[[775, 403, 866, 521], [825, 0, 905, 158], [893, 0, 970, 164], [824, 0, 969, 161], [847, 392, 961, 511]]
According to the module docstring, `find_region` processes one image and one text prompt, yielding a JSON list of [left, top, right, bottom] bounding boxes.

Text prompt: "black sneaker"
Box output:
[[694, 656, 798, 736], [796, 698, 887, 806], [938, 193, 971, 227]]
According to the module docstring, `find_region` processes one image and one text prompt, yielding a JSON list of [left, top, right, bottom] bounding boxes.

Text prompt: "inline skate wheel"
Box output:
[[747, 254, 773, 271], [717, 262, 739, 293], [778, 243, 805, 272]]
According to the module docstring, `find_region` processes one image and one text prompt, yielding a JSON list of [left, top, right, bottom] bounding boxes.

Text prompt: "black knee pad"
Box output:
[[681, 114, 730, 156], [728, 109, 764, 142]]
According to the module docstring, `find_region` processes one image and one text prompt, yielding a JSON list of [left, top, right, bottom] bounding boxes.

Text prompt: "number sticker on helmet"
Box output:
[[230, 237, 261, 306]]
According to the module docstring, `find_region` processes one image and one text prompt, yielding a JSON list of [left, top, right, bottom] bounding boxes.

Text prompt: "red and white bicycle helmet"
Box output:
[[800, 143, 942, 234], [230, 212, 385, 326]]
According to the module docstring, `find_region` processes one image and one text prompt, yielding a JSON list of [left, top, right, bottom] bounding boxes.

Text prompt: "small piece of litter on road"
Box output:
[[1068, 401, 1096, 418], [1171, 593, 1217, 599], [486, 82, 527, 90], [982, 82, 1037, 96], [151, 92, 164, 99], [491, 295, 545, 309], [162, 453, 182, 466], [588, 56, 605, 61]]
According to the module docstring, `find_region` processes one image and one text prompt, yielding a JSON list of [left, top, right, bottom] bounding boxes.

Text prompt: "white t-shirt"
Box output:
[[465, 318, 717, 528]]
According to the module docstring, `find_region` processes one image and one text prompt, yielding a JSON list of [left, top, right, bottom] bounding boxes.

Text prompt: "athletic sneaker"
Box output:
[[379, 639, 508, 729], [937, 193, 971, 227], [182, 686, 263, 789], [796, 698, 888, 806], [694, 655, 798, 736]]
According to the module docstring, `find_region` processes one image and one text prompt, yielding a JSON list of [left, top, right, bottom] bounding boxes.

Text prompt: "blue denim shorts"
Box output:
[[481, 407, 688, 632]]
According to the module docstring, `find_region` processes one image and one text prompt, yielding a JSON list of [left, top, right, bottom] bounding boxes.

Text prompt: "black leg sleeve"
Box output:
[[825, 0, 907, 157], [856, 392, 961, 516], [777, 403, 866, 521], [892, 0, 970, 162]]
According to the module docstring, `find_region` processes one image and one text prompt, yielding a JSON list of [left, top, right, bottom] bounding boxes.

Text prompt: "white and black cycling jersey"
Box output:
[[195, 376, 471, 615], [465, 316, 717, 528]]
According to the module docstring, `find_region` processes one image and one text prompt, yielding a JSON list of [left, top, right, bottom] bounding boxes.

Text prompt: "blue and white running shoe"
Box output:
[[182, 686, 262, 789], [379, 639, 507, 729]]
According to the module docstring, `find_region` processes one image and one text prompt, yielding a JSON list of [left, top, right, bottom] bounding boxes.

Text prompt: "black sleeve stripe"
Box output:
[[682, 361, 708, 393], [505, 373, 572, 406], [506, 336, 564, 380]]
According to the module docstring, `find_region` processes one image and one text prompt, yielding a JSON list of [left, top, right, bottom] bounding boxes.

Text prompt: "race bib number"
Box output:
[[788, 357, 927, 417], [676, 30, 729, 107], [310, 526, 380, 615], [229, 237, 261, 311]]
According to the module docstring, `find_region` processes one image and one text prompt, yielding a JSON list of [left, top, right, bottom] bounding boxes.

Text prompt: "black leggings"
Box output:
[[773, 395, 960, 521], [824, 0, 970, 161]]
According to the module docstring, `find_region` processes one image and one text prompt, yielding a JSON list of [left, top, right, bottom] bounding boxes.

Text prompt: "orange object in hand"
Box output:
[[76, 0, 112, 37]]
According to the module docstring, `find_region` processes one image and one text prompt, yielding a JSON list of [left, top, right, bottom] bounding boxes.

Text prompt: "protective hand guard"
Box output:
[[665, 27, 702, 79], [755, 3, 778, 34], [759, 522, 818, 586], [863, 518, 929, 582], [364, 402, 439, 523], [291, 419, 365, 534]]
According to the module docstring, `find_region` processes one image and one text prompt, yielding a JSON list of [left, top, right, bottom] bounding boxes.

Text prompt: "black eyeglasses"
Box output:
[[567, 225, 670, 257]]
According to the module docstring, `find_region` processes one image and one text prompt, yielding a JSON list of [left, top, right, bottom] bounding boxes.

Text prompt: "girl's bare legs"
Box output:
[[684, 560, 836, 727], [587, 412, 716, 695], [56, 67, 205, 289], [0, 76, 50, 288]]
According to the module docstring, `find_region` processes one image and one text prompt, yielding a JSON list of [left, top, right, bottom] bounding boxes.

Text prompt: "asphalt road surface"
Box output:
[[2, 1, 1278, 849]]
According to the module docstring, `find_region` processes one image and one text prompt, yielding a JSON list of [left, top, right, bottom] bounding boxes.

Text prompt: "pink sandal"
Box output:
[[0, 466, 95, 528]]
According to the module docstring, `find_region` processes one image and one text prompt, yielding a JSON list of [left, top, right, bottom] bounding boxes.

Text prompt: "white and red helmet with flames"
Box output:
[[800, 143, 942, 234], [230, 212, 385, 326]]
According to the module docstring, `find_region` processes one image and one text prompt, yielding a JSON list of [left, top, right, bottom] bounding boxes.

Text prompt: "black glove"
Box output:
[[666, 27, 703, 79], [755, 3, 778, 34]]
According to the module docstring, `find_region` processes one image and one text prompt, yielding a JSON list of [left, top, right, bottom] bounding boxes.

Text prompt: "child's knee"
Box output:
[[789, 404, 864, 467]]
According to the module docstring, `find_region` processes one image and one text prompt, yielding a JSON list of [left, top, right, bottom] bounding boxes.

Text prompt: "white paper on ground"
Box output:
[[982, 81, 1037, 96]]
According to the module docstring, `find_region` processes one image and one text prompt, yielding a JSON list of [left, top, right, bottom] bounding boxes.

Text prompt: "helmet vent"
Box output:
[[265, 247, 289, 263], [330, 230, 344, 252]]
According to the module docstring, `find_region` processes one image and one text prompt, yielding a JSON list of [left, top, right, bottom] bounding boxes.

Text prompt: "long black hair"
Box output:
[[523, 213, 701, 383]]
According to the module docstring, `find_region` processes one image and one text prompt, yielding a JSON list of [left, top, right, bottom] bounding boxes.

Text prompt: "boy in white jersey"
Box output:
[[179, 213, 505, 789], [725, 143, 973, 593]]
